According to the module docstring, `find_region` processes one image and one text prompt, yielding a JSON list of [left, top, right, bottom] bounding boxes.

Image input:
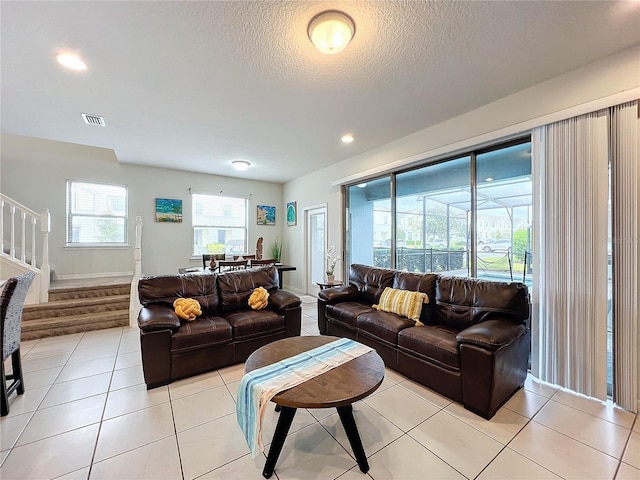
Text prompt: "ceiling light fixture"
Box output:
[[357, 183, 367, 188], [56, 53, 87, 70], [232, 160, 251, 171], [308, 10, 355, 55], [341, 134, 354, 144]]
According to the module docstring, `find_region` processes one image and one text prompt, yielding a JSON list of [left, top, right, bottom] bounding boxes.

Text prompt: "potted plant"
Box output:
[[271, 237, 282, 263], [326, 245, 339, 283]]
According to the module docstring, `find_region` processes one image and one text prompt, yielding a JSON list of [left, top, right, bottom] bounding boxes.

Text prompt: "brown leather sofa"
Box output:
[[317, 264, 530, 419], [137, 266, 301, 388]]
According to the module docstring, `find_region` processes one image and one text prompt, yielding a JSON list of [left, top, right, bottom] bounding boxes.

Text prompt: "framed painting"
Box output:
[[257, 205, 276, 225], [155, 198, 183, 222], [286, 201, 297, 226]]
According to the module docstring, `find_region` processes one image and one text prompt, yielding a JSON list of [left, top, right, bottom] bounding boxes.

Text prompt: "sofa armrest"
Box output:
[[318, 285, 358, 304], [456, 319, 526, 352], [268, 290, 302, 311], [138, 303, 181, 332]]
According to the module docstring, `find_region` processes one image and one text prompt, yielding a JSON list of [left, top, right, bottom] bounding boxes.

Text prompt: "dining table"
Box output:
[[178, 264, 296, 289]]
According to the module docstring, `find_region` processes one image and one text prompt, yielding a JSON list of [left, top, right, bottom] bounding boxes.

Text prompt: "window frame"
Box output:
[[66, 180, 129, 247], [191, 193, 249, 258]]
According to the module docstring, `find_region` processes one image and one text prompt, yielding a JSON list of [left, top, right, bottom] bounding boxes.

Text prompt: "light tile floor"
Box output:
[[1, 298, 638, 480]]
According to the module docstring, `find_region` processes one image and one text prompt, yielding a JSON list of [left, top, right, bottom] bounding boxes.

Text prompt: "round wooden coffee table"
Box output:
[[245, 336, 385, 478]]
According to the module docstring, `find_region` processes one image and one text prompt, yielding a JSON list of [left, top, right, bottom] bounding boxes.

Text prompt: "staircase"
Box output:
[[21, 277, 132, 340], [1, 193, 51, 304]]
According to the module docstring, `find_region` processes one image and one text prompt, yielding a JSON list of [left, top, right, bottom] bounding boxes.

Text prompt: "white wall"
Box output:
[[283, 45, 640, 292], [0, 134, 284, 278]]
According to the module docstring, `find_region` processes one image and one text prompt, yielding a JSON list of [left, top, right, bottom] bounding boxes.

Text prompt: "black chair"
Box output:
[[250, 258, 278, 267], [1, 271, 36, 416], [233, 254, 256, 261], [202, 254, 225, 270], [218, 260, 248, 271]]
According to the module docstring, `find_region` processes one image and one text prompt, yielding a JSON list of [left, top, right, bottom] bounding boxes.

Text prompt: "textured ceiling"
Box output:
[[2, 1, 639, 183]]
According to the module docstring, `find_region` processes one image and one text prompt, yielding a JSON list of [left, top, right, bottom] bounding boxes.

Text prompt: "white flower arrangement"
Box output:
[[326, 245, 339, 276]]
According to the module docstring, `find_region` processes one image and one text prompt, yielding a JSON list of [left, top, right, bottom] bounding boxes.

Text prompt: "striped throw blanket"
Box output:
[[237, 338, 373, 458]]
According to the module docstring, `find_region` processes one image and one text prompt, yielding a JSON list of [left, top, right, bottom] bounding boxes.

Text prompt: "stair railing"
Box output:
[[0, 193, 50, 302], [129, 216, 143, 327]]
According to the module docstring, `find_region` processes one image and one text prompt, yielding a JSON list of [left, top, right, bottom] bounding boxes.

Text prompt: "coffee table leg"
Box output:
[[337, 404, 369, 473], [263, 406, 297, 479]]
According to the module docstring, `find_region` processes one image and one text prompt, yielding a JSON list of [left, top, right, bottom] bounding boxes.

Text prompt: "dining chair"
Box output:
[[202, 253, 225, 270], [218, 260, 248, 271], [250, 258, 278, 267], [1, 271, 36, 416], [233, 255, 256, 261]]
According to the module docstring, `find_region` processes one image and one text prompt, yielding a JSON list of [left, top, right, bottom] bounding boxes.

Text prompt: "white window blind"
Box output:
[[66, 181, 128, 246], [610, 100, 639, 412], [192, 194, 248, 256], [531, 110, 609, 400]]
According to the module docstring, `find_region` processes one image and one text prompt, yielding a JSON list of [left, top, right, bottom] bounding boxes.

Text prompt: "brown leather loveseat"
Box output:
[[317, 264, 530, 418], [137, 266, 301, 388]]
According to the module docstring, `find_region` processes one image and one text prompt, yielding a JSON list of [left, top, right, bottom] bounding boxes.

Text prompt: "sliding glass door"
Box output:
[[345, 138, 532, 281], [476, 142, 532, 284], [395, 157, 471, 275], [346, 177, 392, 269]]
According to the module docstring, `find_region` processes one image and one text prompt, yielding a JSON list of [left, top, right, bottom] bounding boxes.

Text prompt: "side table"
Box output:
[[316, 281, 343, 290]]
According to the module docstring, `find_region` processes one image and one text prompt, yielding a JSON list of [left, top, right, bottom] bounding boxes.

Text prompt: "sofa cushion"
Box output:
[[398, 325, 461, 370], [349, 264, 395, 305], [436, 276, 530, 329], [171, 316, 232, 352], [139, 274, 219, 315], [218, 266, 279, 314], [248, 287, 269, 310], [226, 309, 284, 340], [373, 287, 428, 324], [357, 310, 415, 344], [393, 271, 437, 325], [326, 302, 375, 328]]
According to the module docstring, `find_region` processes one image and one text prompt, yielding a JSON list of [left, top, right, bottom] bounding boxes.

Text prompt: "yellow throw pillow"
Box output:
[[372, 287, 429, 326], [173, 298, 202, 321], [248, 286, 269, 310]]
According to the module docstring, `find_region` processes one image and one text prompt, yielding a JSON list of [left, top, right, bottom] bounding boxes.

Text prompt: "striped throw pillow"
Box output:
[[372, 287, 429, 326]]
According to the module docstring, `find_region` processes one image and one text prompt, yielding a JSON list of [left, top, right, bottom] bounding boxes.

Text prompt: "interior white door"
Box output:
[[306, 206, 326, 295]]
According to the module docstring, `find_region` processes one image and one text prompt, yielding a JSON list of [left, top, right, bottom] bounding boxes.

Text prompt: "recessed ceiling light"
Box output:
[[341, 134, 354, 144], [232, 160, 251, 171], [485, 177, 494, 182], [56, 53, 87, 70]]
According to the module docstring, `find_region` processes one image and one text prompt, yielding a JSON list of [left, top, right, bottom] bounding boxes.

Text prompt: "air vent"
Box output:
[[81, 113, 106, 126]]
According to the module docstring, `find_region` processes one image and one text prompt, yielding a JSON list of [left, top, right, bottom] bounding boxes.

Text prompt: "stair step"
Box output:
[[21, 310, 130, 341], [48, 283, 131, 301], [23, 294, 130, 320], [21, 276, 133, 340]]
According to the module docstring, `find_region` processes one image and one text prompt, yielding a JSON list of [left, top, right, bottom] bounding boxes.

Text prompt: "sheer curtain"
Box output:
[[611, 100, 639, 412], [531, 110, 609, 400]]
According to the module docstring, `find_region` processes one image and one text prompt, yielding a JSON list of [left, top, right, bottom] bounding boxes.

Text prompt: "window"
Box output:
[[396, 156, 471, 275], [346, 177, 392, 268], [345, 138, 531, 284], [476, 141, 532, 284], [192, 194, 248, 256], [66, 181, 128, 246]]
